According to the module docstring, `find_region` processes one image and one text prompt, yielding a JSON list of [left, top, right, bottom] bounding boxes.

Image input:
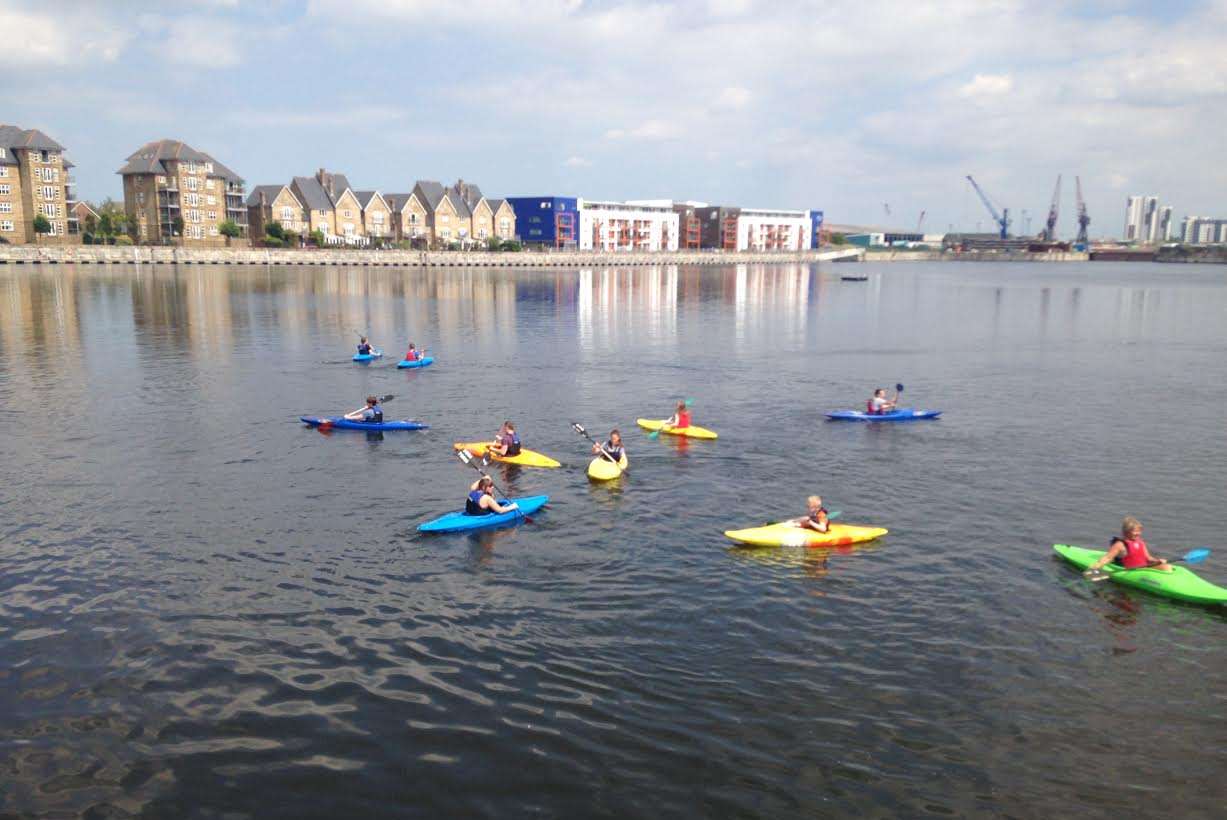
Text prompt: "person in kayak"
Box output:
[[1083, 516, 1172, 575], [867, 388, 898, 415], [357, 336, 374, 355], [403, 342, 421, 362], [664, 401, 691, 429], [465, 475, 519, 516], [488, 421, 522, 457], [344, 395, 383, 424], [790, 495, 830, 533], [592, 429, 627, 463]]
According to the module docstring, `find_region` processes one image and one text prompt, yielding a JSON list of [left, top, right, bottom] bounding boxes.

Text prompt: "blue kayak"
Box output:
[[826, 407, 942, 422], [417, 495, 549, 533], [353, 349, 383, 363], [396, 356, 435, 369], [301, 416, 428, 431]]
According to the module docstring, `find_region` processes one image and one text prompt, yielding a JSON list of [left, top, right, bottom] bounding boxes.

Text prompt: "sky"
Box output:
[[2, 0, 1224, 238]]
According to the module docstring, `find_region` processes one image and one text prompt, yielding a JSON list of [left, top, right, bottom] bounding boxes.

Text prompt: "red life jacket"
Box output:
[[676, 411, 691, 428], [405, 349, 418, 361], [866, 399, 878, 414], [1113, 537, 1150, 569]]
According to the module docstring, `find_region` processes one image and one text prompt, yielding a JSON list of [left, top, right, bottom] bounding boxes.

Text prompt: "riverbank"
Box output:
[[0, 245, 863, 267], [862, 249, 1090, 262]]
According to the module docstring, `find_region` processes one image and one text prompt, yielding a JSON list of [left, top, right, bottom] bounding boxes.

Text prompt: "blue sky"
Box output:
[[2, 0, 1224, 237]]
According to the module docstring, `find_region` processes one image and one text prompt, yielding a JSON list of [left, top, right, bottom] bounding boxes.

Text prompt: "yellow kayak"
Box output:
[[453, 441, 561, 469], [723, 522, 888, 548], [636, 419, 718, 440], [587, 453, 628, 481]]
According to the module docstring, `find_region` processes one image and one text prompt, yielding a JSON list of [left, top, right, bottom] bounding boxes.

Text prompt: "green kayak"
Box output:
[[1053, 544, 1227, 607]]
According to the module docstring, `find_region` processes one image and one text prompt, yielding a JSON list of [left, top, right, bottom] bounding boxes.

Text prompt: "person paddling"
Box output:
[[790, 495, 830, 533], [344, 395, 383, 424], [593, 429, 627, 464], [404, 342, 421, 362], [465, 475, 519, 516], [664, 401, 691, 429], [1084, 516, 1172, 575], [867, 387, 898, 415], [357, 336, 375, 356], [489, 421, 522, 457]]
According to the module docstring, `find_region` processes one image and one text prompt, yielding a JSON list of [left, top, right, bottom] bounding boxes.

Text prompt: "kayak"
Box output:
[[396, 356, 435, 369], [636, 419, 719, 440], [587, 453, 628, 481], [1053, 544, 1227, 607], [724, 522, 888, 548], [453, 442, 562, 469], [301, 416, 428, 431], [418, 495, 549, 533], [826, 407, 941, 422], [353, 349, 383, 362]]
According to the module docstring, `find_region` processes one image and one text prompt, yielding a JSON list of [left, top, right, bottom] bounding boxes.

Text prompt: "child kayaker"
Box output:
[[489, 421, 522, 457], [357, 337, 374, 355], [465, 475, 519, 516], [344, 395, 383, 423], [790, 495, 830, 533], [593, 429, 627, 464], [664, 401, 691, 429], [404, 343, 420, 361], [1083, 516, 1172, 575], [867, 388, 897, 415]]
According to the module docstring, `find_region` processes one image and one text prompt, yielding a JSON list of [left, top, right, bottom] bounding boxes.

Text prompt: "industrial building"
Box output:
[[1181, 216, 1227, 244]]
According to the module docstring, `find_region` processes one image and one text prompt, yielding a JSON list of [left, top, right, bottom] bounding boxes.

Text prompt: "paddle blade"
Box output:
[[1181, 548, 1210, 564], [827, 509, 842, 520], [684, 398, 695, 407], [457, 449, 473, 465], [648, 428, 662, 439], [572, 422, 587, 436], [380, 394, 395, 402], [895, 383, 904, 393]]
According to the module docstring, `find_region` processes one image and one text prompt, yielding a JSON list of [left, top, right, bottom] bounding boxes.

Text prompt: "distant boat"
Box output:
[[841, 274, 869, 282]]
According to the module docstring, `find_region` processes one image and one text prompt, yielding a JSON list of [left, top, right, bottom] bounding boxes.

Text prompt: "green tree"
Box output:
[[32, 214, 52, 242], [829, 233, 847, 245], [265, 220, 285, 240], [83, 213, 98, 234], [98, 212, 113, 236], [219, 219, 240, 238], [309, 228, 325, 247], [96, 198, 125, 236]]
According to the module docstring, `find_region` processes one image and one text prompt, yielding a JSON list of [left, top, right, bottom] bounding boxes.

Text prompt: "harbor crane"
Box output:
[[916, 210, 926, 233], [1075, 176, 1090, 245], [1042, 175, 1061, 241], [965, 175, 1010, 239]]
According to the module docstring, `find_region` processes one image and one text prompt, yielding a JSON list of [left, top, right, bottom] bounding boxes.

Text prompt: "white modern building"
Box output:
[[735, 208, 813, 251], [1125, 195, 1163, 242], [578, 200, 679, 252], [1156, 205, 1173, 241], [1181, 216, 1227, 244]]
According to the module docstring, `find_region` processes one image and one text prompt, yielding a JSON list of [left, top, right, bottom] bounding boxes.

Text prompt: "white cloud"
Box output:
[[958, 73, 1014, 98], [0, 8, 128, 67], [604, 120, 681, 141], [564, 156, 592, 168], [715, 86, 752, 109]]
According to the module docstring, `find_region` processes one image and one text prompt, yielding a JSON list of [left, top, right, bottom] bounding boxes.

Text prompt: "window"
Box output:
[[0, 148, 5, 158], [440, 214, 449, 223], [205, 162, 214, 172], [0, 184, 8, 195], [137, 191, 145, 205], [372, 212, 384, 223], [0, 220, 12, 232], [189, 209, 201, 223], [186, 177, 198, 191], [500, 218, 510, 234], [342, 222, 355, 236], [281, 206, 293, 221], [409, 213, 418, 224], [343, 209, 352, 218], [209, 226, 219, 236], [49, 221, 62, 235], [207, 210, 216, 220], [156, 175, 167, 185], [185, 193, 198, 207], [0, 202, 8, 213], [207, 195, 216, 205], [439, 228, 450, 239], [0, 167, 6, 177], [42, 186, 56, 199], [478, 228, 488, 239], [205, 179, 215, 190]]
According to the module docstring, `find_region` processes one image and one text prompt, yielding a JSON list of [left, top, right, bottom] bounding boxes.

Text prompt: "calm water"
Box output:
[[1, 261, 1225, 818]]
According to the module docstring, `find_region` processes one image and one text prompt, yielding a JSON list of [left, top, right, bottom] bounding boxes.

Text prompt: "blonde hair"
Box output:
[[1121, 516, 1142, 535], [807, 495, 823, 507]]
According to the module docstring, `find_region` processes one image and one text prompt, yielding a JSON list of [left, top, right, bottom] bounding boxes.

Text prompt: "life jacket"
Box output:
[[808, 507, 830, 531], [675, 411, 691, 428], [502, 431, 521, 456], [604, 442, 624, 460], [866, 399, 879, 414], [1112, 537, 1150, 569], [405, 349, 418, 361], [466, 490, 491, 515], [362, 404, 383, 423], [358, 343, 372, 354]]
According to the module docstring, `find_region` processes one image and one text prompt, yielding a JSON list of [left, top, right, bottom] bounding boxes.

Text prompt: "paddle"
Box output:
[[893, 382, 903, 410], [318, 394, 395, 429], [456, 448, 531, 523], [572, 423, 628, 475], [648, 398, 694, 440], [1084, 547, 1211, 581]]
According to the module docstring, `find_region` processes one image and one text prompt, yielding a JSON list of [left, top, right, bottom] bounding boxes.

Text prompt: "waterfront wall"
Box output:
[[0, 245, 864, 267], [863, 250, 1090, 262]]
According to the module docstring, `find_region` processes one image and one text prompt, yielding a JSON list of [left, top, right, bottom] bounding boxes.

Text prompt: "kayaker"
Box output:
[[404, 342, 420, 362], [1084, 517, 1172, 575], [357, 336, 374, 356], [593, 429, 627, 463], [790, 495, 830, 533], [344, 395, 383, 424], [489, 421, 522, 457], [867, 388, 898, 415], [664, 401, 691, 429], [465, 476, 519, 516]]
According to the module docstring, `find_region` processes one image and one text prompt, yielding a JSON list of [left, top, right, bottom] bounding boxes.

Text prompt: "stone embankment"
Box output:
[[863, 250, 1090, 262], [0, 245, 865, 267]]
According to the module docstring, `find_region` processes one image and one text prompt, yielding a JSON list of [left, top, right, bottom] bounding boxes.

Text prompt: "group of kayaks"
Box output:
[[352, 349, 436, 369]]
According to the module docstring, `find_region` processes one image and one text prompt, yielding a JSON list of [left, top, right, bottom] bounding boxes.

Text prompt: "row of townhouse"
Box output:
[[247, 171, 517, 247], [0, 124, 78, 244]]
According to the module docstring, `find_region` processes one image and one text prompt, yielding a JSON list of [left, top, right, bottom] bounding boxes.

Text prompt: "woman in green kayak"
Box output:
[[1083, 516, 1172, 575]]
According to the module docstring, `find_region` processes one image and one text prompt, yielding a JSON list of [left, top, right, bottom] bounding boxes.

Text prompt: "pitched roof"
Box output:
[[443, 190, 471, 218], [383, 192, 418, 212], [452, 180, 483, 208], [413, 180, 446, 210], [116, 138, 242, 183], [353, 190, 387, 210], [0, 124, 65, 164], [292, 176, 333, 211], [488, 198, 508, 213], [314, 170, 353, 206], [246, 184, 289, 207]]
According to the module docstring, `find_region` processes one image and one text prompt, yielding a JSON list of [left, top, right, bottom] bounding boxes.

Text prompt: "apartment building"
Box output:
[[579, 200, 679, 252], [506, 197, 581, 247], [0, 124, 77, 244], [246, 184, 306, 238], [119, 139, 246, 244], [693, 205, 815, 251]]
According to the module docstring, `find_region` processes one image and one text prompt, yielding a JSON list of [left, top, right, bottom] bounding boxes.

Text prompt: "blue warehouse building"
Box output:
[[506, 197, 580, 248], [808, 210, 824, 247]]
